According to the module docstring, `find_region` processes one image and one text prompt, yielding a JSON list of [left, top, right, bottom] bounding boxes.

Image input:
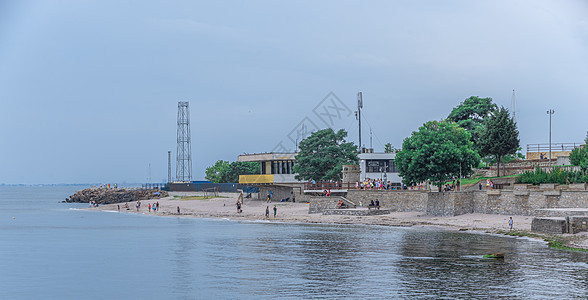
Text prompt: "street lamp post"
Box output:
[[547, 109, 555, 167]]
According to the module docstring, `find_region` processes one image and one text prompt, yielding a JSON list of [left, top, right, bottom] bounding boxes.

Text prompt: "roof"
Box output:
[[238, 152, 297, 162]]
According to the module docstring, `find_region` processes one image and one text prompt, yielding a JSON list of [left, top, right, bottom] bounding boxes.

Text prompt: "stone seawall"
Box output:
[[339, 187, 588, 217], [346, 190, 428, 212]]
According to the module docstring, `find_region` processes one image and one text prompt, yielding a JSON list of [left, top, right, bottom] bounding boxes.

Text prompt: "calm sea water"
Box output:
[[0, 185, 587, 299]]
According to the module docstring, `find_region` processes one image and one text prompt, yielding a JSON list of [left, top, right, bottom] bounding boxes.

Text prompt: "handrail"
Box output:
[[527, 143, 583, 152]]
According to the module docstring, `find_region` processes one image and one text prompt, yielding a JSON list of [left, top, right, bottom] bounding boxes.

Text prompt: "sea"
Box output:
[[0, 185, 587, 299]]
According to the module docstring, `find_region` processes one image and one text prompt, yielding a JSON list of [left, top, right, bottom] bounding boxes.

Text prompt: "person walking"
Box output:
[[509, 217, 513, 231], [273, 205, 277, 218]]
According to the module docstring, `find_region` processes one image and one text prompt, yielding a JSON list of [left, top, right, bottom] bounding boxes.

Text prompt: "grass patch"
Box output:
[[497, 230, 588, 252], [446, 174, 520, 186]]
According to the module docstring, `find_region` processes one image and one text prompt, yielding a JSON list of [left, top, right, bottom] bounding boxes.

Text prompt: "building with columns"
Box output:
[[238, 152, 301, 184]]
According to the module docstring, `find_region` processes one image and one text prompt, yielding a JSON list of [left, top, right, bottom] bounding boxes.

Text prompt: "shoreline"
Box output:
[[85, 192, 588, 251]]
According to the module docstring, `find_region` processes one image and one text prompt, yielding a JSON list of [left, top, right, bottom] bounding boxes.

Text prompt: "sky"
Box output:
[[1, 0, 587, 184]]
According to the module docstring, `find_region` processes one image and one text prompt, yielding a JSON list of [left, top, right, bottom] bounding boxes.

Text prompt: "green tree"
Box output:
[[293, 128, 358, 182], [205, 160, 230, 183], [205, 160, 259, 183], [395, 120, 480, 190], [384, 143, 400, 153], [478, 106, 520, 176], [220, 161, 260, 183], [570, 131, 588, 171], [447, 96, 497, 152]]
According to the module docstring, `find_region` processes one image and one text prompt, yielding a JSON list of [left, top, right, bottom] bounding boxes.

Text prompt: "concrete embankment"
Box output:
[[65, 188, 168, 204]]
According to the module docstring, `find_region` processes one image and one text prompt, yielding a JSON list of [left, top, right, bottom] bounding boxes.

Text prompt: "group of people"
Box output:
[[147, 201, 160, 212], [88, 201, 99, 208], [443, 180, 461, 192], [336, 199, 347, 209], [479, 179, 494, 190], [356, 178, 391, 190], [265, 205, 277, 218]]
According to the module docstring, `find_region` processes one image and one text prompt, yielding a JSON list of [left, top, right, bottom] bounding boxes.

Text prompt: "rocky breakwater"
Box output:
[[65, 188, 169, 204]]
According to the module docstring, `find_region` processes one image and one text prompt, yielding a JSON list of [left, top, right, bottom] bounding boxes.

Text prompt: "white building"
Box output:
[[358, 152, 402, 187], [238, 151, 403, 187]]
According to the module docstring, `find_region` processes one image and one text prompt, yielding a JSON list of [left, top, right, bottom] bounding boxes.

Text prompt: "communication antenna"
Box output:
[[357, 92, 363, 152], [370, 128, 373, 149], [176, 101, 192, 182]]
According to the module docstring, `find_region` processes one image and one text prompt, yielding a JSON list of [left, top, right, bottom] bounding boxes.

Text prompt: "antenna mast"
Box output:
[[511, 89, 516, 123], [357, 92, 363, 152]]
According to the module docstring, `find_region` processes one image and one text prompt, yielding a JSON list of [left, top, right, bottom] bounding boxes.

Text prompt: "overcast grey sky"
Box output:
[[1, 0, 587, 184]]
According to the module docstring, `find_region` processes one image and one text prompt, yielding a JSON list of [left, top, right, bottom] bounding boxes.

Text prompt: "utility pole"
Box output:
[[511, 89, 516, 123], [547, 109, 555, 167], [148, 163, 151, 185], [167, 151, 172, 183], [357, 92, 363, 152]]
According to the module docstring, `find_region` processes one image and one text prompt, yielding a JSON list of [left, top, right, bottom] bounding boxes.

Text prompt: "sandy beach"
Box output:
[[90, 191, 588, 250]]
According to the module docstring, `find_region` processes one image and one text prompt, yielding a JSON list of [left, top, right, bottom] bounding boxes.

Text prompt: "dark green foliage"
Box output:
[[518, 167, 588, 185], [205, 160, 230, 183], [569, 132, 588, 171], [395, 120, 480, 189], [478, 106, 520, 176], [293, 129, 358, 182], [447, 96, 497, 151], [205, 160, 260, 183]]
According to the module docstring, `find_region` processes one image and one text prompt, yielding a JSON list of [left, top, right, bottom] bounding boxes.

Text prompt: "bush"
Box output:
[[518, 167, 588, 185]]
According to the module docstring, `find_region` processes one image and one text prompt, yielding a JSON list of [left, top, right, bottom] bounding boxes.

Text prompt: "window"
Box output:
[[366, 159, 397, 173]]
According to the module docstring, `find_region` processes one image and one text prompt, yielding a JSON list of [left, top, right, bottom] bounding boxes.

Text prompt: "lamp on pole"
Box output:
[[547, 109, 555, 167]]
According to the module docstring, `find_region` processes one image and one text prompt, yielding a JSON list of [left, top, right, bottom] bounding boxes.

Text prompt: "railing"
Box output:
[[527, 143, 583, 153], [304, 182, 357, 190]]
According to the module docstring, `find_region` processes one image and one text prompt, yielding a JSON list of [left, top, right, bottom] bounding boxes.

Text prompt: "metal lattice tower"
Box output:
[[176, 101, 192, 182]]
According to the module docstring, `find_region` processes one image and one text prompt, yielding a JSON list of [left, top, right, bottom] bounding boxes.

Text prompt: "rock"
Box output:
[[66, 188, 168, 204]]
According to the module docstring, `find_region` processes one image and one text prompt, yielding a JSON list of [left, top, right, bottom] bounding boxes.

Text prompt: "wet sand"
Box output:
[[90, 192, 588, 250]]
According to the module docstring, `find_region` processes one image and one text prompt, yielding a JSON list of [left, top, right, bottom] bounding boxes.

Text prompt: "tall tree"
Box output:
[[447, 96, 497, 152], [293, 129, 358, 182], [205, 160, 259, 183], [570, 131, 588, 171], [205, 160, 230, 183], [395, 120, 480, 190], [478, 106, 520, 176]]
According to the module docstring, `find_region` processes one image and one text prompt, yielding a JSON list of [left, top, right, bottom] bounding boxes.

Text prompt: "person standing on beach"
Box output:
[[177, 206, 180, 214], [148, 203, 151, 212], [117, 205, 120, 212], [265, 206, 269, 218], [273, 205, 277, 218], [509, 217, 513, 231]]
